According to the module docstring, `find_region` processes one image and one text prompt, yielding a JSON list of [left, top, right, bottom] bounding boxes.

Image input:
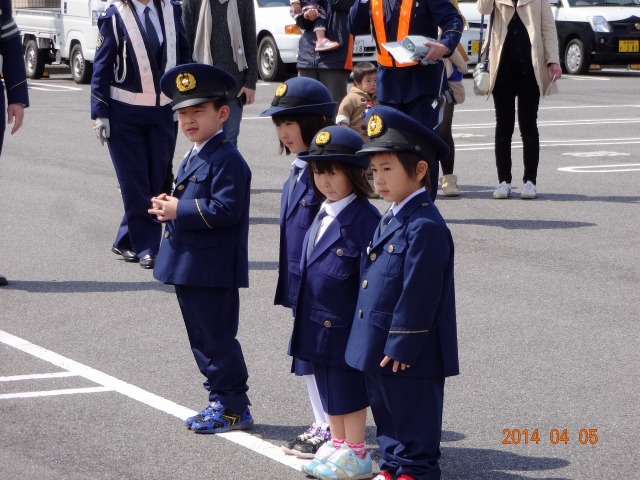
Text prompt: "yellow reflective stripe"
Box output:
[[195, 199, 213, 229]]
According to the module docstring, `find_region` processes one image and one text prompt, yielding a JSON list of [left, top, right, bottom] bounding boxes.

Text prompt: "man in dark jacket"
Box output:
[[1, 0, 29, 287], [296, 0, 353, 103]]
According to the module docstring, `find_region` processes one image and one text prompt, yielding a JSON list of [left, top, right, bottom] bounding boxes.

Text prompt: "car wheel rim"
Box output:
[[73, 53, 83, 78], [566, 44, 581, 73], [26, 48, 36, 74], [261, 46, 274, 76]]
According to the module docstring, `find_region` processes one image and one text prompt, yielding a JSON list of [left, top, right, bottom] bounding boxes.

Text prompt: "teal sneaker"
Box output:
[[312, 444, 372, 480], [300, 440, 337, 475]]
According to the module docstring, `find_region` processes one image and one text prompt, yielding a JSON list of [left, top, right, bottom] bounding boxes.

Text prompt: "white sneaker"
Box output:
[[493, 181, 511, 199], [521, 181, 537, 199]]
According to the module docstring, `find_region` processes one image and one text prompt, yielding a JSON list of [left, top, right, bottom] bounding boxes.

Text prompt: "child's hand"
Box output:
[[149, 194, 178, 221], [380, 355, 410, 373], [292, 2, 302, 14]]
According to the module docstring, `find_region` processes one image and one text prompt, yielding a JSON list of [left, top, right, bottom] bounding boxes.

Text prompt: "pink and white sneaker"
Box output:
[[315, 38, 340, 52]]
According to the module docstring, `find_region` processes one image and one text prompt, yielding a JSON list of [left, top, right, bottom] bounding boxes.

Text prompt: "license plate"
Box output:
[[471, 40, 480, 55], [619, 40, 639, 53], [354, 39, 365, 54]]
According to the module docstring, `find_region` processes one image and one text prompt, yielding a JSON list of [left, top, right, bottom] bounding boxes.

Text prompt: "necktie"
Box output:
[[287, 165, 302, 206], [306, 209, 329, 260], [373, 210, 394, 243], [144, 7, 161, 57], [184, 147, 198, 170]]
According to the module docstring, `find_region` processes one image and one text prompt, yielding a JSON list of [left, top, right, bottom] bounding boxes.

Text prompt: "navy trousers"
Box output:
[[107, 107, 175, 258], [175, 285, 250, 414], [366, 373, 445, 480]]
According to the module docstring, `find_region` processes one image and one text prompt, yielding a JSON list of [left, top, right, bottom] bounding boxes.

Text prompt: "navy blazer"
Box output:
[[1, 0, 29, 131], [91, 0, 191, 120], [348, 0, 463, 103], [274, 167, 321, 309], [153, 134, 251, 288], [345, 192, 459, 378], [289, 197, 381, 368]]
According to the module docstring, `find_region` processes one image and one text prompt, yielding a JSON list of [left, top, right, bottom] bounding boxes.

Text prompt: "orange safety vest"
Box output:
[[371, 0, 416, 67]]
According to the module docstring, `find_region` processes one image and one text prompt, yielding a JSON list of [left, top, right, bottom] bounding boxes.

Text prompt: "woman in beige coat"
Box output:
[[477, 0, 562, 199]]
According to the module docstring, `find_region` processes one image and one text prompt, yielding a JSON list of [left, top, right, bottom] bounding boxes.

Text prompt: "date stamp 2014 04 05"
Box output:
[[502, 428, 599, 446]]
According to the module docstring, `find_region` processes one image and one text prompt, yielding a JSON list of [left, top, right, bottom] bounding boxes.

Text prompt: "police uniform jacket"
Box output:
[[296, 0, 353, 71], [289, 197, 380, 368], [274, 167, 321, 309], [91, 0, 191, 122], [345, 191, 459, 378], [153, 133, 251, 288], [348, 0, 463, 103], [1, 0, 29, 132]]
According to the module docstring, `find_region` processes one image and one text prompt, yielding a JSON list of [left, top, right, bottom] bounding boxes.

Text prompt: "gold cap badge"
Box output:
[[367, 114, 384, 138], [176, 73, 196, 92], [315, 130, 331, 145], [275, 83, 288, 97]]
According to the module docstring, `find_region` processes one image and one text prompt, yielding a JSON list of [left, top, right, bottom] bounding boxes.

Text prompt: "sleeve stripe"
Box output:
[[195, 199, 213, 229], [389, 329, 430, 334], [1, 20, 20, 40]]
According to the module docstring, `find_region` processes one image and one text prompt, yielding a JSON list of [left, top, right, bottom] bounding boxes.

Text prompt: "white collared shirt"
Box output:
[[132, 0, 164, 45], [389, 187, 426, 216], [315, 193, 357, 244]]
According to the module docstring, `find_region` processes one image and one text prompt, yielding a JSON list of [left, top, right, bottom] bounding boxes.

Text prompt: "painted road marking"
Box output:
[[0, 386, 112, 400], [0, 371, 78, 382], [27, 82, 83, 92], [558, 164, 640, 173], [561, 152, 630, 158], [456, 137, 640, 151], [0, 329, 304, 471]]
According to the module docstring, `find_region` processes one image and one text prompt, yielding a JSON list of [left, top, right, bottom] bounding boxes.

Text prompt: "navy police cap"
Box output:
[[160, 63, 236, 111], [260, 77, 337, 118], [299, 126, 370, 169], [356, 105, 449, 161]]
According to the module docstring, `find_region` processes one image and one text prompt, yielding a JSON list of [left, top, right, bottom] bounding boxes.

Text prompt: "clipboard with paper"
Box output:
[[382, 36, 436, 64]]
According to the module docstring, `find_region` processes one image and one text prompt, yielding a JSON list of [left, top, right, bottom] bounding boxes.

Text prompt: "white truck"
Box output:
[[15, 0, 107, 83]]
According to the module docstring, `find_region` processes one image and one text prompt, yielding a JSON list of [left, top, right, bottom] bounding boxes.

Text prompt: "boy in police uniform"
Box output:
[[149, 63, 253, 434], [345, 106, 459, 480]]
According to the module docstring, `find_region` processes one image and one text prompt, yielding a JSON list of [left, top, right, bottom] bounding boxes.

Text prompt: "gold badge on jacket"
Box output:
[[177, 72, 196, 92], [96, 35, 104, 49], [367, 114, 384, 138]]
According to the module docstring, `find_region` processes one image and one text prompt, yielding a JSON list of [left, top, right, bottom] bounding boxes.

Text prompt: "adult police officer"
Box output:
[[0, 0, 29, 287], [348, 0, 463, 202], [91, 0, 191, 268]]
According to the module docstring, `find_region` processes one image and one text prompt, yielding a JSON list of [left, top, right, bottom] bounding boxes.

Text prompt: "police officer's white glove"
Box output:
[[93, 117, 110, 145]]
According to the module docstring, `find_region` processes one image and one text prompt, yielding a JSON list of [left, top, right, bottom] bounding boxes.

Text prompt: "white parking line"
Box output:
[[0, 371, 78, 382], [0, 329, 304, 471], [558, 164, 640, 173], [0, 386, 113, 400]]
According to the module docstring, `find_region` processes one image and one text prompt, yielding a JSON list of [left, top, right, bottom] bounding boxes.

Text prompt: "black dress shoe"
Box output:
[[111, 246, 138, 262], [0, 274, 8, 287], [139, 254, 156, 269]]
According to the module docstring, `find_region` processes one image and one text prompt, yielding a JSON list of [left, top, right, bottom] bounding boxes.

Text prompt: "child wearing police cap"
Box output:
[[289, 126, 380, 479], [260, 77, 336, 458], [149, 63, 254, 434], [345, 106, 459, 480]]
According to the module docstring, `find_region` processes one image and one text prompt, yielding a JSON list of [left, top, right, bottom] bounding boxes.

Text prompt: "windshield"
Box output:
[[567, 0, 640, 6]]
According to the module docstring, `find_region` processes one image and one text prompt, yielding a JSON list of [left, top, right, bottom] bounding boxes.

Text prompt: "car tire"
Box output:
[[24, 39, 45, 80], [563, 38, 589, 75], [258, 35, 286, 82], [70, 44, 93, 84]]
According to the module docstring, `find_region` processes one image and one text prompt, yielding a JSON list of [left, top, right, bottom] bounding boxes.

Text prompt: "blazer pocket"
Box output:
[[309, 307, 349, 358], [370, 310, 392, 332], [183, 171, 210, 197], [378, 242, 406, 277], [296, 194, 321, 229], [322, 245, 360, 279]]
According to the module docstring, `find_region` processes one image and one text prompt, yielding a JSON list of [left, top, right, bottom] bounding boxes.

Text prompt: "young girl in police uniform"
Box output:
[[290, 126, 380, 479], [260, 77, 336, 458]]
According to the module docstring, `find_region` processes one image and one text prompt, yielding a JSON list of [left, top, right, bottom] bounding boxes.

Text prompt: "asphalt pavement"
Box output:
[[1, 69, 639, 480]]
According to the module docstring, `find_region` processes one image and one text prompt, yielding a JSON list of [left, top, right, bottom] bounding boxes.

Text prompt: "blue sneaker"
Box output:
[[191, 407, 254, 434], [184, 402, 222, 429]]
